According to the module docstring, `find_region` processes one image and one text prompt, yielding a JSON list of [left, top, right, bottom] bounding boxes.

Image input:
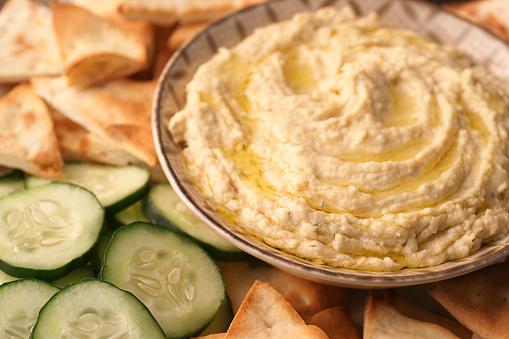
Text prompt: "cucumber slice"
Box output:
[[0, 182, 104, 280], [25, 163, 150, 214], [0, 170, 24, 198], [107, 199, 149, 229], [51, 265, 96, 288], [101, 222, 226, 339], [144, 184, 246, 261], [0, 279, 59, 338], [32, 279, 165, 338]]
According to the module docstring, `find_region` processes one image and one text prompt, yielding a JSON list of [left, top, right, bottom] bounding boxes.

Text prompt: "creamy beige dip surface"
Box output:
[[169, 7, 509, 271]]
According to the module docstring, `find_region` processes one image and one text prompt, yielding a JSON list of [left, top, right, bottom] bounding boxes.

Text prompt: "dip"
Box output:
[[169, 6, 509, 271]]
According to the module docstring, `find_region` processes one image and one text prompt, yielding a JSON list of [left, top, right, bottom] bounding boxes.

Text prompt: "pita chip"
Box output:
[[303, 307, 360, 339], [218, 261, 349, 317], [31, 76, 158, 167], [118, 0, 177, 26], [428, 262, 509, 339], [0, 85, 14, 100], [151, 25, 177, 80], [49, 108, 140, 166], [118, 0, 269, 26], [52, 2, 150, 87], [0, 0, 61, 83], [363, 291, 459, 339], [54, 0, 155, 63], [444, 0, 509, 43], [226, 280, 329, 339], [0, 84, 63, 178], [196, 335, 226, 339], [54, 0, 154, 44], [379, 289, 472, 339]]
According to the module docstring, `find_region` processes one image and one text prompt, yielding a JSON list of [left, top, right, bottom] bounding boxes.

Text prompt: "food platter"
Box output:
[[1, 0, 509, 337]]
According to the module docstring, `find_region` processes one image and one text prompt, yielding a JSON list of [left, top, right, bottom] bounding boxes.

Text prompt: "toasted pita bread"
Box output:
[[379, 289, 472, 339], [0, 0, 61, 83], [118, 0, 269, 26], [52, 2, 150, 87], [54, 0, 154, 44], [152, 25, 177, 80], [218, 261, 349, 317], [303, 306, 360, 339], [196, 334, 226, 339], [55, 0, 125, 19], [0, 167, 14, 178], [49, 108, 141, 166], [80, 133, 142, 165], [118, 0, 177, 26], [0, 85, 14, 100], [226, 280, 329, 339], [48, 107, 88, 161], [428, 262, 509, 339], [363, 291, 459, 339], [31, 76, 158, 167], [0, 84, 63, 178], [444, 0, 509, 43], [54, 0, 155, 75]]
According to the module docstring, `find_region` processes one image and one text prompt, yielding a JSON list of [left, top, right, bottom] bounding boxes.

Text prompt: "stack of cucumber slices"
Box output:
[[0, 162, 243, 338]]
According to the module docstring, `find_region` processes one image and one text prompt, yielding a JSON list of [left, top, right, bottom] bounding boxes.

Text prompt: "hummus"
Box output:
[[169, 6, 509, 271]]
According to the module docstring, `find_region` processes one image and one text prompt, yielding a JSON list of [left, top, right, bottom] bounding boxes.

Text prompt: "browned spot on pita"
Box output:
[[12, 34, 34, 56], [22, 110, 36, 128]]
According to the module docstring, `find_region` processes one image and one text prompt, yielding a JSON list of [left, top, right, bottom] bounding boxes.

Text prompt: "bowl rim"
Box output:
[[153, 0, 509, 288]]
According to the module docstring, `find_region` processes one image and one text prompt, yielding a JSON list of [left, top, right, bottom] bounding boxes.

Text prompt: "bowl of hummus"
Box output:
[[153, 0, 509, 287]]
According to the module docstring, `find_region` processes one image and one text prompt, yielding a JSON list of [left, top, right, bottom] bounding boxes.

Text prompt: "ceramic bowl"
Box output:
[[153, 0, 509, 288]]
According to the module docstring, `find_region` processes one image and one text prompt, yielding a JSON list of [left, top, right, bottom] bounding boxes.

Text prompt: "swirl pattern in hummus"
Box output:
[[169, 7, 509, 271]]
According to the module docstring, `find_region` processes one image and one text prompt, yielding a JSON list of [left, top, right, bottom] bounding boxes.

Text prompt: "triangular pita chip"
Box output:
[[0, 84, 63, 178], [226, 280, 329, 338], [54, 0, 154, 42], [379, 289, 472, 339], [363, 291, 459, 339], [428, 262, 509, 339], [444, 0, 509, 42], [117, 0, 269, 26], [303, 306, 360, 339], [31, 76, 158, 167], [52, 2, 150, 87], [54, 0, 155, 63], [0, 0, 61, 83], [49, 108, 140, 166], [218, 261, 349, 316]]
